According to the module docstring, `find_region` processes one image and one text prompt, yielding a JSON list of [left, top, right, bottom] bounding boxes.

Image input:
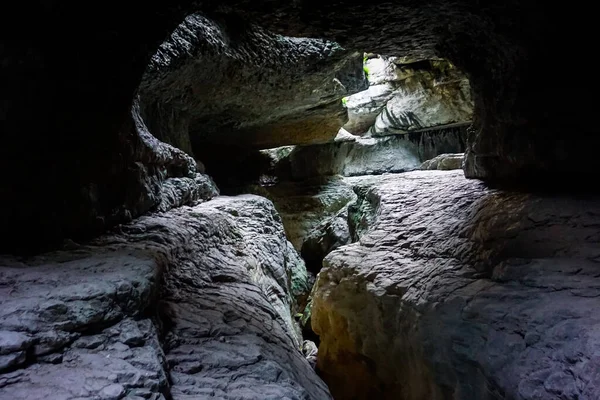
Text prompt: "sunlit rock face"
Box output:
[[139, 13, 367, 153], [0, 195, 330, 400], [344, 57, 473, 136], [421, 153, 464, 170], [311, 170, 600, 400]]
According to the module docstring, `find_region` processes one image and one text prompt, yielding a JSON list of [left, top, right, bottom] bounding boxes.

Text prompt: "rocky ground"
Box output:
[[310, 170, 600, 400], [0, 195, 330, 400]]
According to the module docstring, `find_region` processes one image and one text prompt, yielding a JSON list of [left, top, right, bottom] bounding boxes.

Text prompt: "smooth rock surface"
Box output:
[[312, 170, 600, 400], [0, 195, 329, 400]]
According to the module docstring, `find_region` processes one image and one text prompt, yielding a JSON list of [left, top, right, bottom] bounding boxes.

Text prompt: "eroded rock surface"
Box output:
[[312, 170, 600, 400], [237, 177, 357, 256], [140, 13, 367, 153], [287, 128, 466, 179], [344, 58, 473, 137], [0, 195, 330, 400]]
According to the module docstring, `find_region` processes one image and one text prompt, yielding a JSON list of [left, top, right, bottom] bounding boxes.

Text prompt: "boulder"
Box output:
[[311, 170, 600, 400], [0, 195, 330, 400], [420, 153, 464, 170], [236, 177, 357, 254]]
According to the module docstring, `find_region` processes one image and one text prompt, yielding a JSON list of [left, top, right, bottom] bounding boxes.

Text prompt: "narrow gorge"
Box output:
[[1, 2, 598, 400]]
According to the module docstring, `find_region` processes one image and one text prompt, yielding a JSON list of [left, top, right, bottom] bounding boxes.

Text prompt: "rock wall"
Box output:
[[253, 125, 468, 181], [344, 58, 473, 137], [0, 195, 331, 399], [1, 1, 594, 251], [311, 170, 600, 399], [139, 13, 367, 153], [1, 99, 219, 254]]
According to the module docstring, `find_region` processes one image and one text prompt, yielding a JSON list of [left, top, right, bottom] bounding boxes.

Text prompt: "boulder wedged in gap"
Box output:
[[0, 195, 330, 400], [311, 170, 600, 400]]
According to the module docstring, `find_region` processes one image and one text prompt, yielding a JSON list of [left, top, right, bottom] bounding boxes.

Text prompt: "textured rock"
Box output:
[[344, 58, 473, 136], [1, 100, 218, 253], [312, 170, 600, 400], [235, 177, 357, 254], [140, 13, 367, 152], [0, 195, 330, 399], [1, 1, 593, 252], [420, 153, 464, 170], [367, 60, 472, 137], [252, 126, 467, 181]]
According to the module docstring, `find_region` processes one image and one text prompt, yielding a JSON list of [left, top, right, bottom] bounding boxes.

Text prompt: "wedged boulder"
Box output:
[[421, 153, 464, 170], [139, 13, 368, 153], [311, 170, 600, 400], [0, 195, 330, 400]]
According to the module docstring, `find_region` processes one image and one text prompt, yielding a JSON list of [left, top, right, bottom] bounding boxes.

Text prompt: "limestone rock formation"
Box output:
[[311, 170, 600, 400], [241, 126, 467, 182], [236, 177, 357, 256], [3, 1, 594, 251], [420, 153, 464, 170], [344, 58, 473, 137], [0, 195, 330, 400], [139, 13, 368, 153]]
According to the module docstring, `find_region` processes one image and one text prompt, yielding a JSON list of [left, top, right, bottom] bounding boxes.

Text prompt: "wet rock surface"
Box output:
[[0, 195, 330, 400], [311, 170, 600, 400]]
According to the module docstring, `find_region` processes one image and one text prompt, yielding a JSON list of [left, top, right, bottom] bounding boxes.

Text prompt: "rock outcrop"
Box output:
[[231, 126, 467, 183], [0, 195, 330, 399], [311, 170, 600, 400], [235, 177, 357, 256], [139, 13, 367, 153], [344, 58, 473, 137]]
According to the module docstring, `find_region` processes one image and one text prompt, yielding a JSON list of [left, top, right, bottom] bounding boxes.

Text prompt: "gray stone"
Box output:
[[99, 383, 125, 400], [367, 60, 472, 137], [420, 153, 464, 170], [312, 170, 600, 400], [0, 195, 329, 400], [140, 13, 368, 151], [0, 351, 26, 371], [0, 331, 32, 356], [252, 126, 467, 182]]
